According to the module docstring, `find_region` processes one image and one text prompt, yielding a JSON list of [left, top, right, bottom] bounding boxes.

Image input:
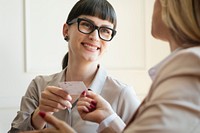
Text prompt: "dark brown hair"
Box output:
[[62, 0, 117, 69]]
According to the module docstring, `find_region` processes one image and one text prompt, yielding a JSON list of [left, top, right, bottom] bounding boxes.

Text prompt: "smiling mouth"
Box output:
[[82, 43, 100, 50]]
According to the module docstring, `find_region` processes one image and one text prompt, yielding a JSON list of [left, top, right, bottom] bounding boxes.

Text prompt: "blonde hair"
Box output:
[[160, 0, 200, 47]]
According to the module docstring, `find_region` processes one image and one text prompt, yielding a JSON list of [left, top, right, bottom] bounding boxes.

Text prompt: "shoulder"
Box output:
[[34, 70, 65, 82], [97, 65, 131, 90], [150, 47, 200, 96], [105, 76, 133, 91], [103, 76, 139, 100], [30, 70, 65, 90], [156, 47, 200, 81], [34, 72, 60, 83], [138, 48, 200, 132], [173, 46, 200, 63], [170, 47, 200, 66]]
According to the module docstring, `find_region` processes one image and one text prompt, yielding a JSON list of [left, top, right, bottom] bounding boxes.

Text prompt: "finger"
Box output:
[[77, 100, 90, 112], [39, 104, 59, 112], [84, 90, 96, 99], [77, 99, 91, 106], [77, 105, 90, 113], [79, 90, 86, 98], [80, 90, 95, 98], [41, 90, 72, 108], [40, 98, 72, 110], [77, 100, 96, 112], [78, 96, 93, 104], [46, 86, 72, 101], [41, 89, 63, 103], [40, 99, 65, 110]]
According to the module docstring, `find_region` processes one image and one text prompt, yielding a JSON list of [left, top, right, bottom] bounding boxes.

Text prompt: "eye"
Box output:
[[100, 28, 112, 35], [80, 21, 93, 29]]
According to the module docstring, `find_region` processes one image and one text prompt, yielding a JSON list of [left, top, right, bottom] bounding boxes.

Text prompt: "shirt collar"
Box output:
[[148, 47, 183, 81], [89, 64, 107, 94]]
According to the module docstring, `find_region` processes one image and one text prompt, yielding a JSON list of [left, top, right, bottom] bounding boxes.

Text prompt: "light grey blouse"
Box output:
[[9, 65, 140, 133]]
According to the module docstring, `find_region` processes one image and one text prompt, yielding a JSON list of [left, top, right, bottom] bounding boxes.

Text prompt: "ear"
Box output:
[[63, 23, 69, 38]]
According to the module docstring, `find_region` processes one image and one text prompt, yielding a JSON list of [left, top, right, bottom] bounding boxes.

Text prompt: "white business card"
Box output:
[[58, 81, 87, 95]]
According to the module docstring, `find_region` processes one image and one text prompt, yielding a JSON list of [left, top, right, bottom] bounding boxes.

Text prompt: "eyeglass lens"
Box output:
[[78, 19, 115, 41]]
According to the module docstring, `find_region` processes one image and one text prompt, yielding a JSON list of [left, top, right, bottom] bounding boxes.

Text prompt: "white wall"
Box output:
[[0, 0, 169, 132]]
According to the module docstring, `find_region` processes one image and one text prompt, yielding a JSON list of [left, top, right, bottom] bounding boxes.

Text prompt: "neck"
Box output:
[[167, 32, 182, 52], [65, 63, 98, 87], [169, 41, 182, 52]]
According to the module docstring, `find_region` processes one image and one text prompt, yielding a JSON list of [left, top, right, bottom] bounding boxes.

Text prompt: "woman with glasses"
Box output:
[[8, 0, 140, 133]]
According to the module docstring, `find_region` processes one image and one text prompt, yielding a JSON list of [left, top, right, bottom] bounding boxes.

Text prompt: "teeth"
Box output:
[[83, 44, 99, 50]]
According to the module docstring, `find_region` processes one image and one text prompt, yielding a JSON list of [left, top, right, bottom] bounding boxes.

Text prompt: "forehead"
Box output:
[[79, 15, 114, 27]]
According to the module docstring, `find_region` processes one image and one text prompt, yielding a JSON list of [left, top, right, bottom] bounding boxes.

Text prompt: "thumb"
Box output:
[[80, 90, 87, 97], [39, 111, 64, 129]]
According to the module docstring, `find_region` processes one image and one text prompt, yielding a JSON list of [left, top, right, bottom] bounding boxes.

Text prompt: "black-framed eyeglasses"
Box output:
[[67, 18, 116, 41]]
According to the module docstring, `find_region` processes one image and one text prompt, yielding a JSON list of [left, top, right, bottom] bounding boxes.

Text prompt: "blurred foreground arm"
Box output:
[[21, 112, 76, 133]]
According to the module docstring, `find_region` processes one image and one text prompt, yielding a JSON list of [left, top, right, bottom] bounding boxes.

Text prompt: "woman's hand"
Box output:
[[39, 86, 72, 112], [32, 86, 72, 129], [21, 112, 75, 133], [77, 91, 115, 124]]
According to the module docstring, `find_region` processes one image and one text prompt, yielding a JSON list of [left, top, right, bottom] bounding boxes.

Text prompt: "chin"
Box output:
[[151, 24, 161, 39], [86, 55, 99, 62], [151, 29, 157, 39], [151, 28, 162, 40]]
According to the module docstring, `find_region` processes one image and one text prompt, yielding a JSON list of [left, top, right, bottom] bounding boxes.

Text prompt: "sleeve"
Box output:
[[97, 113, 125, 133], [124, 52, 200, 133], [117, 86, 140, 124], [8, 78, 42, 132]]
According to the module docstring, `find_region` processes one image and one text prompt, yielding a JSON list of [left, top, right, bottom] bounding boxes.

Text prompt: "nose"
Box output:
[[89, 29, 100, 41]]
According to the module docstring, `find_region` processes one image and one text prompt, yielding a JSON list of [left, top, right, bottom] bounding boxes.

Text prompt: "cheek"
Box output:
[[152, 15, 169, 41], [68, 32, 84, 47], [151, 0, 168, 39], [100, 43, 109, 55], [151, 17, 160, 38], [152, 10, 163, 37]]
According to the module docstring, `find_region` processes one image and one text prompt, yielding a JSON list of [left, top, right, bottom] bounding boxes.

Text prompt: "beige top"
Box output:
[[101, 46, 200, 133]]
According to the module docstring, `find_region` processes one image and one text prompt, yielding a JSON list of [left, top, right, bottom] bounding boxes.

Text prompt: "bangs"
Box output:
[[67, 0, 117, 29]]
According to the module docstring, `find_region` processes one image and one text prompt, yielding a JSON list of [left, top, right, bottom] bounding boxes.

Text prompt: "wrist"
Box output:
[[97, 110, 115, 124], [31, 108, 46, 129]]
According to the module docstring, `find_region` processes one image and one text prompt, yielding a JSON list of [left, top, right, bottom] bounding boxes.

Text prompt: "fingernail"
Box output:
[[84, 109, 89, 113], [91, 101, 97, 106], [39, 111, 46, 118], [69, 103, 72, 108], [89, 105, 96, 112], [68, 96, 72, 102], [90, 104, 95, 109], [81, 91, 86, 96]]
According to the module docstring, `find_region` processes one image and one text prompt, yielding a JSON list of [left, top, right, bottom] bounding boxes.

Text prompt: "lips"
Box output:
[[82, 42, 100, 50]]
